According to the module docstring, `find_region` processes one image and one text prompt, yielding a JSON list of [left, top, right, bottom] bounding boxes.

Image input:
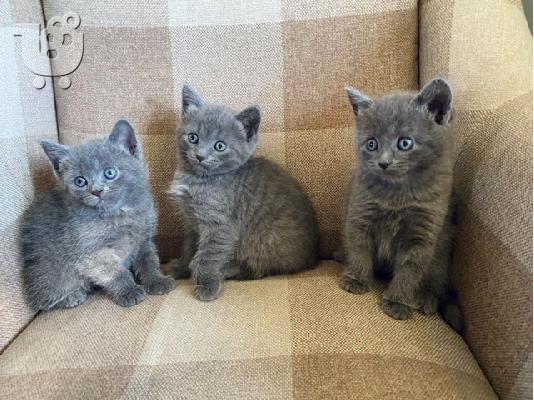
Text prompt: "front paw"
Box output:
[[340, 275, 370, 294], [144, 276, 176, 295], [194, 280, 222, 301], [381, 298, 414, 320], [54, 290, 88, 309], [114, 286, 145, 307], [170, 182, 190, 198], [418, 293, 438, 315]]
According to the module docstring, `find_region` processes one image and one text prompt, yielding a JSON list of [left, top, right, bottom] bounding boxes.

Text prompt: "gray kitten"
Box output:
[[22, 120, 176, 311], [168, 85, 318, 301], [340, 78, 462, 332]]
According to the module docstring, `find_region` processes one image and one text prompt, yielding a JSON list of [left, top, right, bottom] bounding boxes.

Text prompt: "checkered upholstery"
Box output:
[[0, 0, 531, 399], [1, 263, 497, 399], [421, 1, 533, 398], [0, 0, 58, 351]]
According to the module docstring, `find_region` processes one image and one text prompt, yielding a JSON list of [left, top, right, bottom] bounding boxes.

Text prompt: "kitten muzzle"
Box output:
[[378, 161, 391, 170]]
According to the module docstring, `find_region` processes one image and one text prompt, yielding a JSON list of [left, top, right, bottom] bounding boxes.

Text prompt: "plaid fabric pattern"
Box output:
[[0, 0, 58, 351], [0, 262, 497, 399], [0, 0, 531, 398], [420, 1, 533, 399]]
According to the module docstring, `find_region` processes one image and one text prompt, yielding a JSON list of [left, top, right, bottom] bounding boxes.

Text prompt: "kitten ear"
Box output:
[[412, 78, 452, 125], [108, 119, 140, 158], [345, 86, 373, 116], [236, 106, 261, 141], [40, 141, 70, 174], [182, 84, 203, 116]]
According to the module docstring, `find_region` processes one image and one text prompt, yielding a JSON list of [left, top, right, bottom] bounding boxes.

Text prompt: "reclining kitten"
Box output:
[[22, 120, 176, 311], [169, 85, 318, 301], [340, 78, 462, 332]]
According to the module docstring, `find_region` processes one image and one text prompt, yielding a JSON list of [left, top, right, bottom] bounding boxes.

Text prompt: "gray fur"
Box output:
[[341, 78, 462, 332], [22, 120, 175, 311], [169, 85, 318, 301]]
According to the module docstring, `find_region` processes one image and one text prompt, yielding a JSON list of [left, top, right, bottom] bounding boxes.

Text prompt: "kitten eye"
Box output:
[[74, 176, 87, 187], [104, 167, 118, 180], [366, 138, 378, 151], [214, 141, 227, 152], [188, 133, 199, 144], [397, 137, 414, 151]]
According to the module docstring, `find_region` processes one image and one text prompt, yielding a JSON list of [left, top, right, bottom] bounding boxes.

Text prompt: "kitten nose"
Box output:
[[196, 154, 206, 162], [91, 189, 103, 197], [378, 161, 391, 170]]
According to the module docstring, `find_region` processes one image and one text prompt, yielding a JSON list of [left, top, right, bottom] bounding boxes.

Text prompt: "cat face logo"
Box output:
[[13, 12, 84, 90]]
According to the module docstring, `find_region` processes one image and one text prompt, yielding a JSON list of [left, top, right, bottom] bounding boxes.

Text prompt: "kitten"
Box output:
[[340, 78, 462, 332], [22, 120, 176, 311], [168, 85, 318, 301]]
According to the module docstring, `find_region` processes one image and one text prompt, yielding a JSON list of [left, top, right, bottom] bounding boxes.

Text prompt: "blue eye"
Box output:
[[74, 176, 87, 187], [366, 138, 378, 151], [397, 137, 414, 151], [104, 167, 117, 180], [188, 133, 199, 144], [214, 141, 227, 152]]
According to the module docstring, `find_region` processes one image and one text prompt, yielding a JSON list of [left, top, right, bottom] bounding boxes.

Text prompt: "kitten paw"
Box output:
[[144, 276, 176, 295], [54, 290, 88, 309], [339, 275, 370, 294], [381, 299, 414, 320], [114, 286, 145, 307], [170, 183, 190, 198], [418, 294, 438, 315], [194, 281, 222, 301]]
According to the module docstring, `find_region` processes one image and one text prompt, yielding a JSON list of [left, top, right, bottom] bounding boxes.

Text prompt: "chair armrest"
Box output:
[[420, 1, 532, 398], [0, 1, 58, 351], [419, 0, 532, 399]]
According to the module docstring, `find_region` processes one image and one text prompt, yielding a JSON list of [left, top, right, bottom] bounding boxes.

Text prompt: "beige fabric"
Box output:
[[0, 0, 58, 351], [420, 1, 533, 399], [0, 263, 497, 399]]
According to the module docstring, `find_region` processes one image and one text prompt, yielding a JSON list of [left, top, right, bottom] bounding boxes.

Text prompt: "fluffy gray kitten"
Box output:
[[340, 78, 462, 332], [169, 85, 318, 301], [22, 120, 176, 311]]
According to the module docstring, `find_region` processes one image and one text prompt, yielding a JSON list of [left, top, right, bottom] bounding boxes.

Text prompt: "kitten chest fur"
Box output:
[[347, 167, 451, 271], [173, 159, 265, 232]]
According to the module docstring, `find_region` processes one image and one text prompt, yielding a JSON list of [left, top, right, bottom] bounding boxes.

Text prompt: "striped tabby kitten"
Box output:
[[169, 85, 318, 301], [340, 78, 462, 332]]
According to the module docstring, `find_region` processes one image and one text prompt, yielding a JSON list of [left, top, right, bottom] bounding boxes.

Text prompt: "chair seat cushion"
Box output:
[[0, 262, 496, 399]]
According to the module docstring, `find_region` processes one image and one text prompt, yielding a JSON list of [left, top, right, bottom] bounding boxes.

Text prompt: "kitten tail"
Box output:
[[439, 287, 464, 334]]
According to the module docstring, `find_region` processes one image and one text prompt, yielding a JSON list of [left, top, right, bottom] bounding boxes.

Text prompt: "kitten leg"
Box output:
[[77, 249, 145, 307], [133, 240, 176, 295], [332, 247, 345, 263], [169, 230, 198, 279], [340, 227, 373, 294], [382, 248, 435, 320], [417, 232, 450, 315], [189, 227, 237, 301]]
